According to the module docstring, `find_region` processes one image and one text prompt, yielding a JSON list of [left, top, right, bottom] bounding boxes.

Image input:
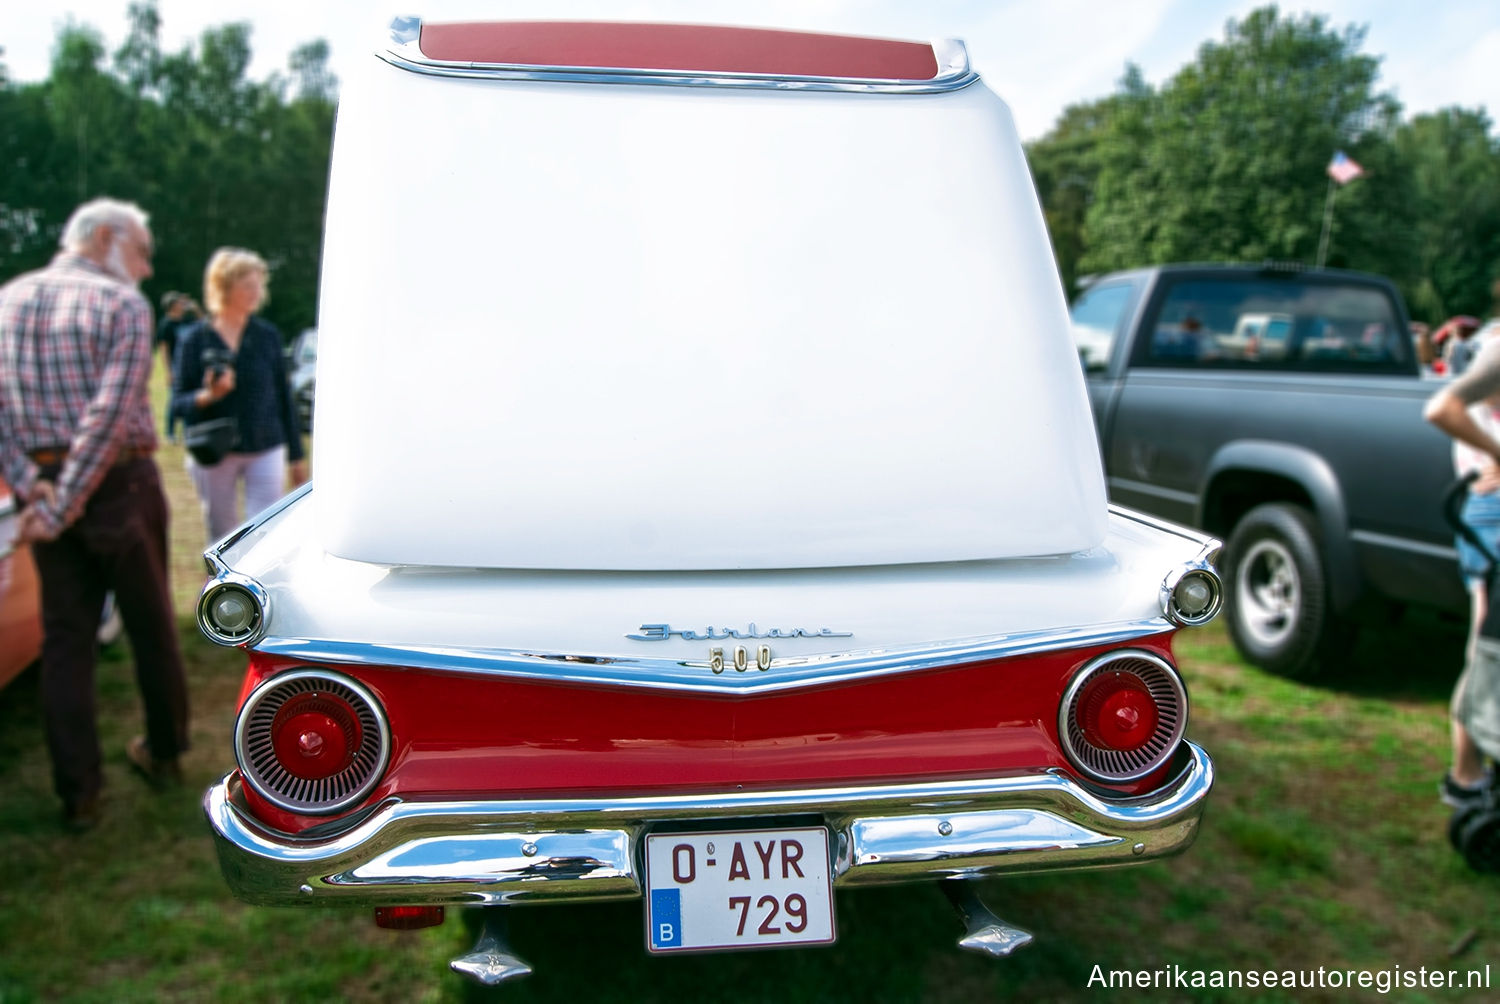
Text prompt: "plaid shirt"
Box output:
[[0, 252, 157, 534]]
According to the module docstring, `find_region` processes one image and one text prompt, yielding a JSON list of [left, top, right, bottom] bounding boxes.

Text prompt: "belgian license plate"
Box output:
[[644, 826, 835, 953]]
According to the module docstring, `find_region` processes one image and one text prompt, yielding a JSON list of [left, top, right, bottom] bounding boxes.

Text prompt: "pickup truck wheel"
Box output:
[[1223, 503, 1353, 678]]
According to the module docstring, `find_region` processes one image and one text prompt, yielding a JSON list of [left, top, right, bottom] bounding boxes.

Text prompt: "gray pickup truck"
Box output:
[[1072, 263, 1463, 676]]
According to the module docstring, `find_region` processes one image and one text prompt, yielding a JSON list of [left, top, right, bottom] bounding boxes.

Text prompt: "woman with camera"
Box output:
[[172, 248, 307, 543]]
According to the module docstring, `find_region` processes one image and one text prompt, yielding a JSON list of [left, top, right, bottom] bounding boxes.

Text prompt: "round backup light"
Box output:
[[1175, 573, 1216, 617], [1060, 651, 1187, 783], [212, 589, 255, 633], [197, 575, 269, 646], [235, 669, 390, 814], [1161, 564, 1223, 627]]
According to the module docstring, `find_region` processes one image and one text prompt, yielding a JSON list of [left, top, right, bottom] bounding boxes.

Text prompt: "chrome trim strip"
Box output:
[[1108, 502, 1215, 545], [845, 809, 1119, 872], [1348, 529, 1458, 561], [249, 619, 1174, 694], [375, 17, 980, 94], [1109, 478, 1201, 509], [204, 742, 1212, 906], [203, 481, 313, 570]]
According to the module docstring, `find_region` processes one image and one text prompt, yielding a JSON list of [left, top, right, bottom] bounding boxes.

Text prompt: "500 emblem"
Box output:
[[710, 645, 772, 673]]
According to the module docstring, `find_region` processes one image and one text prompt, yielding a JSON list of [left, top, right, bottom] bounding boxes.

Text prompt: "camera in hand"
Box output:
[[201, 346, 233, 379]]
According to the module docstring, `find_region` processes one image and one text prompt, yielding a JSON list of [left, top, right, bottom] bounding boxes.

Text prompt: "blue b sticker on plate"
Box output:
[[650, 888, 682, 949]]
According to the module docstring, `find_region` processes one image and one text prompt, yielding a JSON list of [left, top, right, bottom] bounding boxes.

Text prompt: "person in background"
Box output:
[[1411, 321, 1435, 373], [173, 248, 307, 543], [1425, 335, 1500, 807], [155, 291, 200, 441], [1438, 315, 1483, 376], [0, 197, 191, 832]]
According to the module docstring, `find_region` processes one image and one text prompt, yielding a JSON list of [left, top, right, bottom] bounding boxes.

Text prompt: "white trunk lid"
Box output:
[[311, 52, 1105, 570]]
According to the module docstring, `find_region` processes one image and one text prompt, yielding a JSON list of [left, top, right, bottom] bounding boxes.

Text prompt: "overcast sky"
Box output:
[[5, 0, 1498, 140]]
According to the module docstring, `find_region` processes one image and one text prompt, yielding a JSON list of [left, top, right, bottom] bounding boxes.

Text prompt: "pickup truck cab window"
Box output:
[[1069, 282, 1134, 372], [1139, 276, 1411, 374]]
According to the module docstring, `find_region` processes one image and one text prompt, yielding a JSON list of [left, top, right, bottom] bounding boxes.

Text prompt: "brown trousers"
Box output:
[[31, 458, 189, 808]]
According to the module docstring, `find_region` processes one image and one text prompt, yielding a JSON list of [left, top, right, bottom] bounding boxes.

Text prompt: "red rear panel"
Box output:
[[418, 21, 941, 80], [236, 635, 1181, 832]]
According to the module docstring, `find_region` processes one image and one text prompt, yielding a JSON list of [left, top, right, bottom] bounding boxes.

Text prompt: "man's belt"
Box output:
[[28, 446, 153, 467]]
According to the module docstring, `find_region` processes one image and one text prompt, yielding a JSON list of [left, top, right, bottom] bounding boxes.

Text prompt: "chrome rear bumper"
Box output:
[[204, 742, 1212, 907]]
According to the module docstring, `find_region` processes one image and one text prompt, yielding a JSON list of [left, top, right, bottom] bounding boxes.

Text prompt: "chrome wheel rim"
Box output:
[[1235, 539, 1300, 649]]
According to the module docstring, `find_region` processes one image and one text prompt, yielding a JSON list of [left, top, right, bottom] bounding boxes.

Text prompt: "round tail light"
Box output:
[[235, 669, 390, 814], [1060, 651, 1186, 782]]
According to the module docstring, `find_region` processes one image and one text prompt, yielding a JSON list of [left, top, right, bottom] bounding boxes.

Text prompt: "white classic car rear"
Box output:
[[200, 18, 1220, 984]]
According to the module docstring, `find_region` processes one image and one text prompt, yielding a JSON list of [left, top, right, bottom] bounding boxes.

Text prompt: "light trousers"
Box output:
[[190, 444, 287, 543]]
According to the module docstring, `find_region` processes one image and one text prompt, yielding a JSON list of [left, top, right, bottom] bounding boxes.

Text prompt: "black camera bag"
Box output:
[[184, 417, 239, 466]]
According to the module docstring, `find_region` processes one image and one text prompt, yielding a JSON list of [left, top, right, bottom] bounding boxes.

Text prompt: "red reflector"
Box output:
[[375, 906, 446, 930], [1077, 673, 1160, 752]]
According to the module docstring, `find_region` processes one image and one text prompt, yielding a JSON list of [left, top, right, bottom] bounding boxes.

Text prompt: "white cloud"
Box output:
[[1397, 27, 1500, 121], [961, 0, 1177, 138]]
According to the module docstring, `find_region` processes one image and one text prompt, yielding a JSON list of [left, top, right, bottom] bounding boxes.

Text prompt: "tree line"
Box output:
[[2, 4, 1497, 333], [1027, 5, 1500, 322], [0, 1, 334, 338]]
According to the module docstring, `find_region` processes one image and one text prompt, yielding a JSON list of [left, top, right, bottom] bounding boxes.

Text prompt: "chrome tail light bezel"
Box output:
[[1160, 548, 1224, 628], [234, 668, 391, 815], [198, 572, 270, 647], [1059, 649, 1188, 783]]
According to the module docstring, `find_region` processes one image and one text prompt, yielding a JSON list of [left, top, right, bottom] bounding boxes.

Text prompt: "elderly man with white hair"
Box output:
[[0, 196, 190, 832]]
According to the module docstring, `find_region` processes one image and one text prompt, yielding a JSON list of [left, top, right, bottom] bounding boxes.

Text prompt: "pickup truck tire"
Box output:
[[1223, 503, 1355, 678]]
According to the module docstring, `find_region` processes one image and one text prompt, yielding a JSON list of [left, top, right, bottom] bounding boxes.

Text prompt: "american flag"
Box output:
[[1327, 151, 1364, 185]]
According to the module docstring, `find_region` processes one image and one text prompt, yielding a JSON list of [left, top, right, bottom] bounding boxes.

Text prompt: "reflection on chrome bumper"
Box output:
[[204, 742, 1213, 907]]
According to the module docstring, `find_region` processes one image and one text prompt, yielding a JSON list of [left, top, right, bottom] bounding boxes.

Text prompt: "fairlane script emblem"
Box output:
[[626, 623, 853, 642]]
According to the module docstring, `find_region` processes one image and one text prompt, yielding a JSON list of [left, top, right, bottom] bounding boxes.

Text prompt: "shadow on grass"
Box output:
[[1177, 606, 1467, 704], [449, 875, 1153, 1004], [1322, 606, 1466, 703]]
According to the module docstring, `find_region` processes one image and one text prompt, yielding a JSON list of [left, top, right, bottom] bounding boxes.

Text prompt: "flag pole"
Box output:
[[1316, 174, 1335, 269]]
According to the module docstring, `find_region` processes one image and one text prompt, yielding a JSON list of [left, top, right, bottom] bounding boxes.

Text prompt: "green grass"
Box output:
[[2, 364, 1499, 999]]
